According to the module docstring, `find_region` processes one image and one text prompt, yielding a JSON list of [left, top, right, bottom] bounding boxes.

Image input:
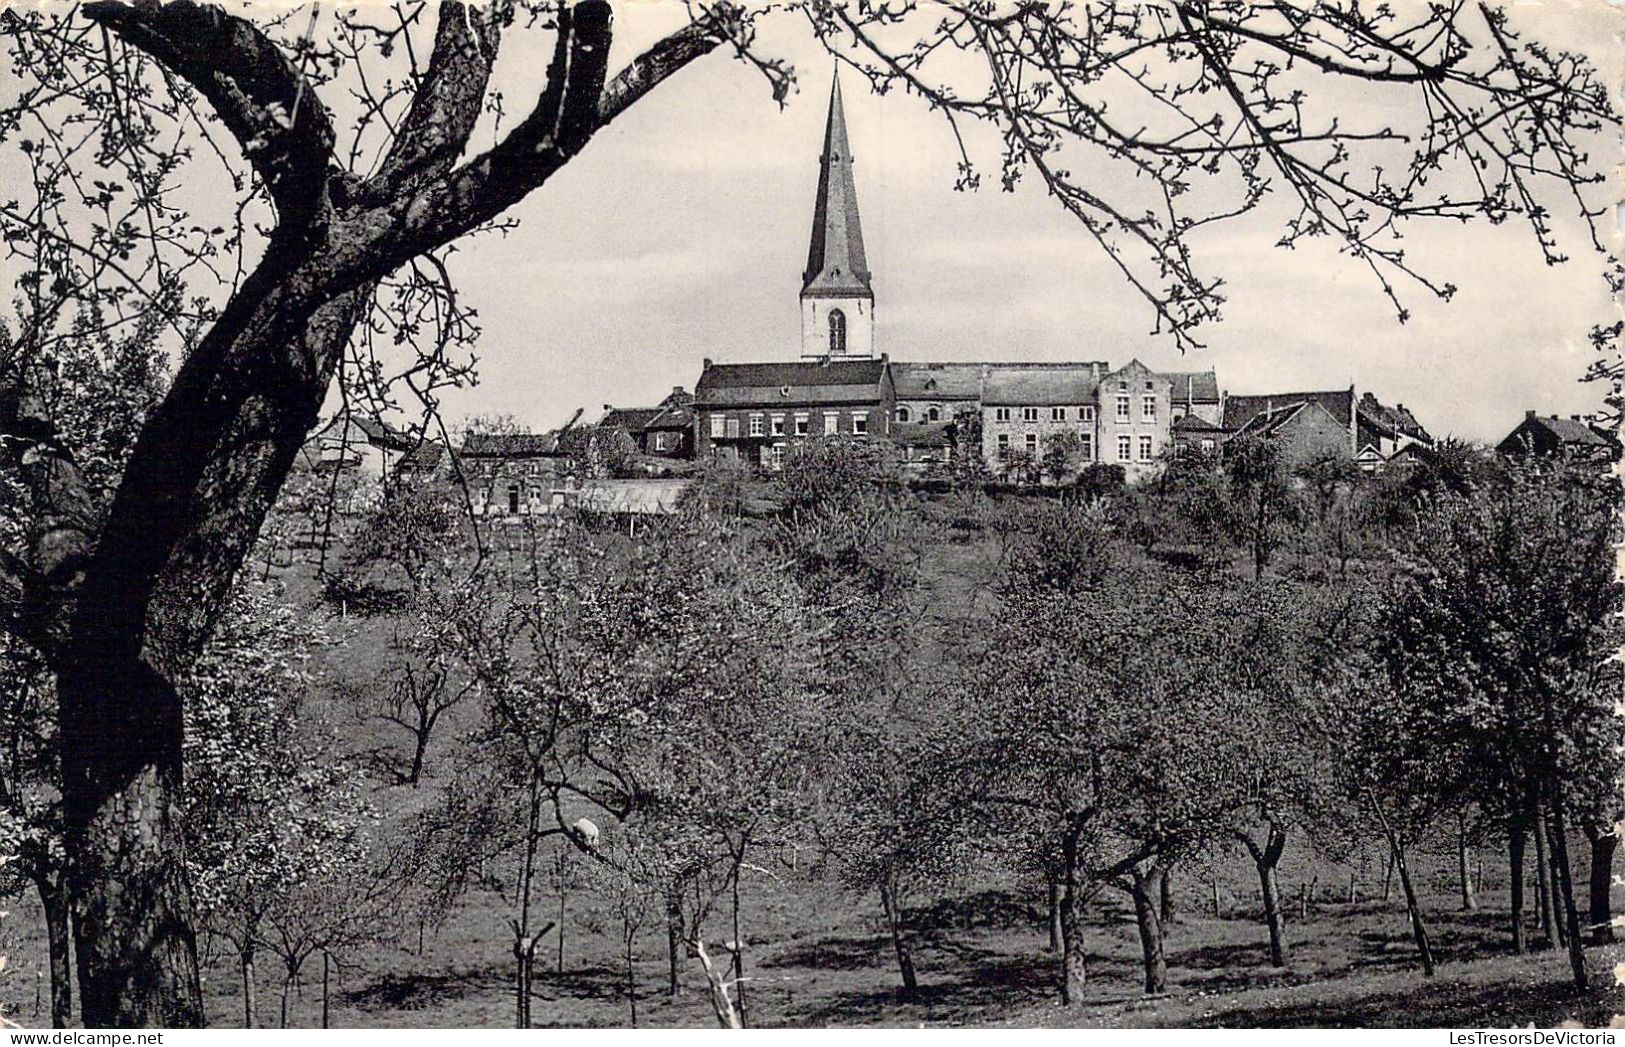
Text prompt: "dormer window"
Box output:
[[829, 309, 847, 354]]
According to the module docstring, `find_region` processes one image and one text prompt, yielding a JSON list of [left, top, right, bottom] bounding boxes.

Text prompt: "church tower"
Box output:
[[800, 71, 875, 359]]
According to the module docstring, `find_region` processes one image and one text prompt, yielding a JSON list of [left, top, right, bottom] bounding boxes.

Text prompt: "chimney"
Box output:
[[1526, 409, 1537, 419], [1572, 414, 1583, 423], [703, 358, 713, 369], [673, 386, 685, 396]]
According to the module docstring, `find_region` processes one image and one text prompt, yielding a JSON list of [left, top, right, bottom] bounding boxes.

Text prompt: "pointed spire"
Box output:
[[802, 69, 872, 298]]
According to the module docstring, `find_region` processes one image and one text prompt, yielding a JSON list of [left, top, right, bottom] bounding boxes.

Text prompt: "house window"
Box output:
[[725, 417, 739, 438], [896, 405, 912, 423], [1138, 435, 1153, 462], [1051, 407, 1066, 421], [824, 413, 838, 435], [795, 413, 810, 436], [1022, 407, 1040, 422], [1080, 433, 1093, 460], [748, 414, 764, 437], [1080, 405, 1095, 422], [851, 412, 868, 435], [1115, 395, 1131, 422], [710, 414, 726, 439], [771, 415, 786, 436], [770, 444, 786, 468], [1200, 437, 1215, 453], [829, 309, 847, 354], [1143, 395, 1157, 421], [507, 484, 520, 515], [653, 433, 667, 451], [995, 407, 1012, 423], [997, 433, 1011, 457], [927, 406, 941, 422], [1025, 433, 1038, 453], [1118, 435, 1132, 461]]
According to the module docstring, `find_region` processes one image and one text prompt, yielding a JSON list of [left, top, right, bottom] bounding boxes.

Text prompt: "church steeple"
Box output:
[[800, 70, 875, 359]]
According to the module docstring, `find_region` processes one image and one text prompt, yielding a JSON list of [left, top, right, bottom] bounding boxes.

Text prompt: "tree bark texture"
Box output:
[[1130, 866, 1168, 994], [879, 876, 918, 993], [1586, 827, 1617, 945]]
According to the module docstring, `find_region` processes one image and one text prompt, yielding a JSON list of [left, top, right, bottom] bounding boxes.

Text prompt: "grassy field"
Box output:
[[5, 862, 1622, 1028]]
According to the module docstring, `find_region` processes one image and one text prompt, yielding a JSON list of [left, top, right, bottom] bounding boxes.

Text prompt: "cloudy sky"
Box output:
[[431, 0, 1622, 444]]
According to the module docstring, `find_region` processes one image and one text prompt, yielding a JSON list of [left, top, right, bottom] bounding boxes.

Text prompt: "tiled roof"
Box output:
[[645, 403, 693, 430], [599, 407, 664, 432], [1172, 413, 1224, 432], [694, 358, 887, 407], [1161, 370, 1220, 404], [1529, 415, 1609, 447], [891, 362, 986, 400], [1357, 392, 1431, 442], [315, 413, 415, 451], [398, 443, 446, 471], [1223, 388, 1354, 431], [982, 365, 1106, 407]]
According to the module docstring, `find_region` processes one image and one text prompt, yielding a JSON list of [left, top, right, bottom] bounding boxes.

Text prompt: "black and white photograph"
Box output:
[[0, 0, 1623, 1033]]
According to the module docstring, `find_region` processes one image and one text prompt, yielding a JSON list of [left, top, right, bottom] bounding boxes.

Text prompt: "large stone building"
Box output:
[[692, 357, 894, 468]]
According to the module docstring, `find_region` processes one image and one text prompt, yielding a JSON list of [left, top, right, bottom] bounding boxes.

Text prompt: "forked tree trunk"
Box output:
[[1130, 866, 1168, 994], [1242, 824, 1289, 966], [1509, 824, 1528, 954], [1585, 826, 1617, 945], [34, 872, 73, 1028], [878, 876, 918, 992]]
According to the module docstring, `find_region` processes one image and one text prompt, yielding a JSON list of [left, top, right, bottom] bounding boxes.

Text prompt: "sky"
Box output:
[[433, 0, 1624, 444], [4, 0, 1620, 444]]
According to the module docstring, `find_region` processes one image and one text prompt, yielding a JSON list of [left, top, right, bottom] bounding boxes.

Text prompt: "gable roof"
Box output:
[[1357, 392, 1432, 443], [1223, 388, 1354, 431], [599, 407, 664, 433], [1507, 414, 1610, 449], [1172, 412, 1224, 433], [313, 413, 415, 451], [1161, 370, 1220, 404], [644, 402, 694, 430], [982, 365, 1106, 407], [694, 358, 888, 407]]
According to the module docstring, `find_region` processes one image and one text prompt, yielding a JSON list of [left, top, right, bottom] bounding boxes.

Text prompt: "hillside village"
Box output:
[[303, 73, 1609, 519]]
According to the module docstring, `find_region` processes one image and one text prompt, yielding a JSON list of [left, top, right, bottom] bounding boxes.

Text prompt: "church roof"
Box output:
[[802, 73, 871, 300]]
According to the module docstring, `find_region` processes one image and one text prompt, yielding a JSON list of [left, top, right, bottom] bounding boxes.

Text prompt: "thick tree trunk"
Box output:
[[878, 877, 918, 992], [35, 874, 73, 1028], [1510, 824, 1528, 954], [1585, 827, 1617, 945], [1130, 866, 1168, 994], [1058, 834, 1087, 1005], [1159, 865, 1177, 931], [57, 280, 371, 1028]]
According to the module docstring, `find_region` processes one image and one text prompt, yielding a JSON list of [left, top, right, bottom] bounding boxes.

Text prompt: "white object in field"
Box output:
[[571, 818, 600, 847]]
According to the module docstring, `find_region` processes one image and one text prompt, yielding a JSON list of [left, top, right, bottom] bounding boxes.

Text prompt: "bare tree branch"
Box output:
[[82, 0, 337, 232]]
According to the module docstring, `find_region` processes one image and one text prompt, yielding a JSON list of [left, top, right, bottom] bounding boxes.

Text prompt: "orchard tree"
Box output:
[[0, 0, 1616, 1025]]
